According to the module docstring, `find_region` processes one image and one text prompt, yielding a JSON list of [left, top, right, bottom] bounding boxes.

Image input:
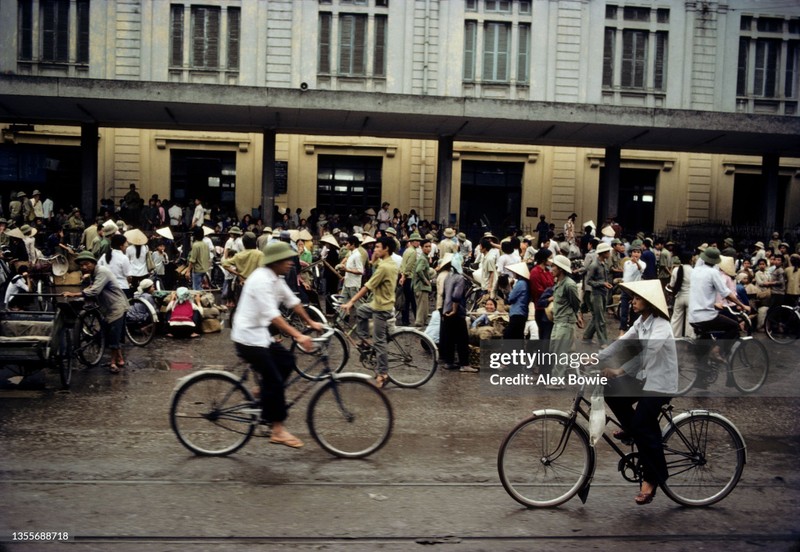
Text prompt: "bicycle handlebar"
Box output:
[[310, 326, 336, 342]]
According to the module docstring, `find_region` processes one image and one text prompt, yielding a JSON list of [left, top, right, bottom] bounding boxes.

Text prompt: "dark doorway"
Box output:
[[602, 168, 658, 235], [317, 155, 383, 215], [460, 161, 523, 233], [732, 173, 790, 228], [171, 150, 236, 216], [0, 143, 81, 217]]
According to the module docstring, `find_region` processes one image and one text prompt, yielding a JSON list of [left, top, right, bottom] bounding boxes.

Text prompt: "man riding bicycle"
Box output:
[[231, 241, 323, 448]]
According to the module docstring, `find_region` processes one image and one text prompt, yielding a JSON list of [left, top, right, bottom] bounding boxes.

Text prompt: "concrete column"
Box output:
[[261, 129, 276, 228], [435, 136, 453, 226], [80, 124, 98, 218], [599, 146, 620, 225], [761, 154, 779, 228]]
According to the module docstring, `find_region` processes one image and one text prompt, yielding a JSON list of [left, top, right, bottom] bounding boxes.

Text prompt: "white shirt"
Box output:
[[191, 204, 205, 228], [391, 252, 403, 269], [598, 314, 678, 394], [688, 263, 731, 324], [42, 198, 54, 220], [98, 249, 131, 290], [497, 253, 516, 277], [622, 259, 646, 283], [231, 267, 300, 348], [203, 236, 215, 262], [669, 264, 693, 298], [126, 244, 149, 277], [343, 249, 364, 288], [4, 275, 29, 307], [168, 205, 182, 226]]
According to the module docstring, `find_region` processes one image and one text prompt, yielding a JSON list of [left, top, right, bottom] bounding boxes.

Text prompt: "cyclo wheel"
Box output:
[[124, 297, 158, 346], [727, 337, 769, 393], [674, 338, 700, 396], [37, 279, 55, 312], [765, 306, 800, 344], [385, 329, 437, 388], [291, 328, 349, 380], [170, 373, 258, 456], [306, 375, 394, 459], [58, 329, 73, 389], [74, 309, 105, 367], [661, 414, 745, 506], [498, 413, 594, 508]]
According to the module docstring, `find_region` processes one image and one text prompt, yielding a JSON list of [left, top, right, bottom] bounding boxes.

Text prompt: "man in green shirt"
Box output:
[[549, 255, 583, 379], [188, 226, 210, 290], [399, 232, 421, 325], [341, 237, 399, 388], [413, 240, 433, 328], [222, 232, 265, 281]]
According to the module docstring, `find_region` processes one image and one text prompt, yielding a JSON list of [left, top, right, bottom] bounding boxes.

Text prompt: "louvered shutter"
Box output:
[[171, 5, 184, 67], [227, 7, 240, 70], [319, 13, 331, 74]]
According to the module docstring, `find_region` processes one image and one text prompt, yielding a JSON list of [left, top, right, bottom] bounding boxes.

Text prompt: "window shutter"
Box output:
[[785, 41, 798, 99], [736, 38, 748, 96], [227, 7, 240, 70], [171, 5, 184, 67], [463, 21, 476, 80], [319, 13, 331, 74], [56, 0, 69, 62], [352, 15, 366, 75], [496, 23, 509, 81], [621, 30, 646, 89], [517, 24, 530, 83], [339, 15, 354, 74], [483, 23, 496, 80], [207, 8, 220, 68], [373, 15, 387, 77], [18, 0, 33, 61], [754, 40, 766, 95], [42, 0, 56, 62], [653, 31, 666, 91], [602, 28, 615, 87], [77, 0, 90, 64]]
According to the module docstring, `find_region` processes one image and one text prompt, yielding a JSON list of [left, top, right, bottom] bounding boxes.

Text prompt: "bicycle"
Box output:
[[675, 306, 768, 395], [124, 295, 159, 346], [764, 299, 800, 344], [169, 327, 393, 458], [317, 294, 438, 388], [497, 385, 746, 508]]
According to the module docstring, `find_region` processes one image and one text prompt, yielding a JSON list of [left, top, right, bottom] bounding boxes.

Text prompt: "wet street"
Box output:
[[1, 327, 799, 551]]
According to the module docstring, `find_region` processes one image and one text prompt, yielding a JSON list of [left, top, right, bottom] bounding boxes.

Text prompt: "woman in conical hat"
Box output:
[[503, 262, 531, 340], [596, 278, 677, 506]]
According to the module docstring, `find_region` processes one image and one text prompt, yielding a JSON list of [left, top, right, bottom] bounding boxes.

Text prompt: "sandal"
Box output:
[[635, 486, 657, 505], [109, 363, 121, 374], [269, 434, 304, 448], [374, 374, 389, 388]]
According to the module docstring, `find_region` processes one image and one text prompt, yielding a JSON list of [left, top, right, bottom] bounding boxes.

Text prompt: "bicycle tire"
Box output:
[[385, 329, 437, 388], [36, 279, 55, 312], [765, 306, 800, 345], [306, 375, 393, 459], [728, 337, 769, 393], [674, 338, 700, 396], [58, 329, 73, 389], [498, 413, 594, 508], [170, 373, 258, 456], [124, 297, 158, 346], [291, 327, 349, 380], [74, 309, 105, 367], [661, 413, 745, 507]]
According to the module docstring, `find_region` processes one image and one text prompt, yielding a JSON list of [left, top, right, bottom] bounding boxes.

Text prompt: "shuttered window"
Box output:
[[602, 28, 615, 88], [621, 30, 646, 89], [41, 0, 70, 63], [653, 31, 667, 91], [373, 15, 387, 77], [786, 41, 798, 98], [18, 0, 33, 61], [736, 38, 749, 96], [754, 39, 779, 97], [517, 24, 530, 84], [483, 22, 510, 82], [191, 6, 220, 69], [463, 21, 477, 81], [170, 5, 184, 67], [319, 13, 332, 74], [227, 7, 240, 70], [339, 14, 366, 76], [76, 0, 90, 64]]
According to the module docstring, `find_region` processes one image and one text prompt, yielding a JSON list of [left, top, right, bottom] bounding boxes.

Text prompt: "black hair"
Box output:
[[501, 241, 514, 254], [534, 248, 552, 264], [108, 233, 127, 262], [347, 236, 360, 247], [242, 233, 257, 249], [193, 227, 204, 241], [480, 238, 493, 251], [376, 236, 396, 254]]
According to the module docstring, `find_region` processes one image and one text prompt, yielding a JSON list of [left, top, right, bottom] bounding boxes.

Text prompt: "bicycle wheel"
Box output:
[[170, 373, 257, 456], [74, 310, 105, 367], [306, 375, 393, 458], [58, 329, 73, 388], [661, 414, 745, 506], [292, 328, 349, 380], [674, 338, 700, 396], [498, 414, 594, 508], [728, 337, 768, 393], [385, 329, 437, 388], [37, 279, 55, 312], [124, 298, 157, 346], [765, 306, 800, 345]]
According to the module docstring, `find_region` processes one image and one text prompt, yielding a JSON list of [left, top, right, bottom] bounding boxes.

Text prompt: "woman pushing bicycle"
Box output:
[[231, 241, 323, 449], [597, 279, 678, 505]]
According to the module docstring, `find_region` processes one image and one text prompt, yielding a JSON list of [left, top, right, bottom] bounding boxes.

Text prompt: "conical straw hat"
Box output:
[[619, 280, 670, 319], [156, 227, 174, 241], [124, 228, 148, 246], [507, 262, 530, 280]]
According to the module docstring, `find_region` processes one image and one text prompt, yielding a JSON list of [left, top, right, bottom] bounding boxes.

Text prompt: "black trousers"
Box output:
[[692, 314, 739, 355], [402, 278, 417, 325], [605, 376, 671, 486], [235, 342, 296, 423], [504, 314, 527, 340], [440, 314, 469, 366]]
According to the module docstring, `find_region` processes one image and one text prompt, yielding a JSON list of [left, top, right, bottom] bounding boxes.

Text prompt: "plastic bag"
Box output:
[[589, 388, 606, 447]]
